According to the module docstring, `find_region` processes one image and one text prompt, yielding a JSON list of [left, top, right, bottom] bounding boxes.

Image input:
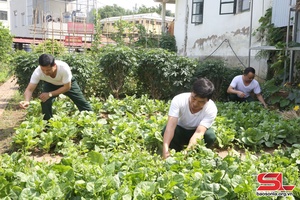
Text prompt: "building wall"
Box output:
[[0, 0, 10, 28], [174, 0, 273, 79]]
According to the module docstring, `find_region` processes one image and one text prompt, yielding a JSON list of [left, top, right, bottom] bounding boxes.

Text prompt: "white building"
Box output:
[[169, 0, 300, 80], [0, 0, 10, 28], [9, 0, 102, 51]]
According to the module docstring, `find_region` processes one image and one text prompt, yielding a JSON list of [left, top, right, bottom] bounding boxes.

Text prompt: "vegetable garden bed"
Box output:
[[0, 95, 299, 199]]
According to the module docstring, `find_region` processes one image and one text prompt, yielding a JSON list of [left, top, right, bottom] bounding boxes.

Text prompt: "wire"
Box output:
[[202, 39, 265, 80]]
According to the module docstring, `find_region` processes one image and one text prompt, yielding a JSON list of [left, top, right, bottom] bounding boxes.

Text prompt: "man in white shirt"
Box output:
[[162, 78, 218, 159], [227, 67, 267, 108], [19, 54, 92, 120]]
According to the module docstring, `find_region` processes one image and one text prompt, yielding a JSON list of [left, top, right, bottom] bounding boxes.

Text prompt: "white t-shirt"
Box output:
[[168, 92, 218, 130], [30, 60, 72, 86], [230, 75, 261, 97]]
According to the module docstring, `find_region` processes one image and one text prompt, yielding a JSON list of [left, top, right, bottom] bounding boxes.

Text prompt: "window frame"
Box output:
[[219, 0, 236, 15], [238, 0, 250, 12], [191, 0, 204, 25]]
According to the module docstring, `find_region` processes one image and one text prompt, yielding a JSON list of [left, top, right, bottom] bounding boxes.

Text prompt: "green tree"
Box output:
[[98, 4, 130, 19], [111, 20, 136, 46], [0, 22, 13, 63], [134, 24, 159, 48]]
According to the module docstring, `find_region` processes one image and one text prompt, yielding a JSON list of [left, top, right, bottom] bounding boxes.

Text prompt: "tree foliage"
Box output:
[[98, 45, 137, 98], [97, 4, 174, 19], [31, 39, 67, 57], [98, 4, 129, 19], [0, 22, 13, 63]]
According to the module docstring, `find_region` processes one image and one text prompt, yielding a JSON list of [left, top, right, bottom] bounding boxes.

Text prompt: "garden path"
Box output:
[[0, 76, 18, 117]]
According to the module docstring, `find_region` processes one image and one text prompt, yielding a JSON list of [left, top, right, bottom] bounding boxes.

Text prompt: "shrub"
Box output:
[[136, 48, 197, 99], [159, 33, 177, 53], [13, 52, 97, 98], [13, 52, 41, 97], [31, 39, 67, 56], [193, 59, 243, 101], [98, 45, 138, 98]]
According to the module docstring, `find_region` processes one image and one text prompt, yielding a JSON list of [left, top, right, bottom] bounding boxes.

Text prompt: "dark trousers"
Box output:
[[41, 78, 92, 120], [228, 94, 254, 102], [161, 125, 216, 151]]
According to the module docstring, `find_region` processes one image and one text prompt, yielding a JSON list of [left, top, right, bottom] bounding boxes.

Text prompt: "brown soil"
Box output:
[[0, 77, 26, 154], [0, 77, 62, 163], [0, 103, 26, 154]]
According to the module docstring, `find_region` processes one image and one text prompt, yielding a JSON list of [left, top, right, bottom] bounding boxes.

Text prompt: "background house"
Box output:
[[9, 0, 115, 52], [172, 0, 300, 81], [0, 0, 10, 28], [100, 12, 174, 43]]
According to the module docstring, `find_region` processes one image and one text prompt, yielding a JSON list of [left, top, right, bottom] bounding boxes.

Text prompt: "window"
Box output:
[[238, 0, 250, 12], [220, 0, 250, 15], [0, 10, 7, 20], [191, 0, 204, 24], [219, 0, 236, 15]]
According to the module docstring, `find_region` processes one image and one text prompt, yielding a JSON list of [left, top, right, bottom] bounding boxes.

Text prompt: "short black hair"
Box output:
[[243, 67, 255, 75], [38, 54, 55, 67], [192, 77, 215, 99]]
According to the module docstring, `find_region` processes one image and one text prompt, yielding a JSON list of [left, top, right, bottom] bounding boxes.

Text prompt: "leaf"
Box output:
[[133, 181, 157, 199], [88, 151, 105, 165]]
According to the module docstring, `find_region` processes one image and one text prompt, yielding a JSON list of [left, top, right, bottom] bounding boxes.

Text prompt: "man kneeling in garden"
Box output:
[[19, 53, 92, 120], [162, 78, 218, 159]]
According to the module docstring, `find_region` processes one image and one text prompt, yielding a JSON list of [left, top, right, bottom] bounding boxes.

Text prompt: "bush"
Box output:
[[98, 45, 138, 98], [13, 52, 41, 97], [136, 48, 197, 99], [193, 59, 243, 101], [159, 33, 177, 53], [59, 53, 95, 95], [0, 22, 13, 64], [13, 52, 97, 98]]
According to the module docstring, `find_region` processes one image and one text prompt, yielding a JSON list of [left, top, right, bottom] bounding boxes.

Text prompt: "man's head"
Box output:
[[38, 54, 56, 76], [243, 67, 255, 84], [39, 54, 55, 67], [189, 78, 215, 112], [192, 77, 215, 100]]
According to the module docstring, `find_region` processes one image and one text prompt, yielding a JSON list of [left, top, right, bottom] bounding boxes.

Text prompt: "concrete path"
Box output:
[[0, 77, 19, 117]]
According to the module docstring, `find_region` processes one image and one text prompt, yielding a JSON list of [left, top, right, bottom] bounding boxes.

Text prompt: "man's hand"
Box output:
[[187, 132, 204, 149], [162, 146, 170, 159], [39, 92, 51, 102], [237, 91, 246, 98], [19, 101, 30, 109]]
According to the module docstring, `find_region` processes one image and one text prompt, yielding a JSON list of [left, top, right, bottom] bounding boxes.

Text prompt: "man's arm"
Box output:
[[162, 116, 178, 159], [38, 82, 71, 102], [256, 93, 268, 108], [227, 85, 245, 98], [19, 83, 37, 109], [187, 125, 207, 149]]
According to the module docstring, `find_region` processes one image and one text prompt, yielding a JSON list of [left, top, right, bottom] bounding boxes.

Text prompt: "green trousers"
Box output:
[[41, 78, 92, 120], [161, 125, 216, 151], [228, 94, 254, 102]]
